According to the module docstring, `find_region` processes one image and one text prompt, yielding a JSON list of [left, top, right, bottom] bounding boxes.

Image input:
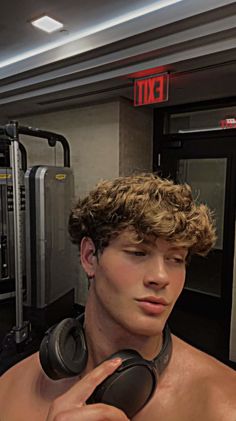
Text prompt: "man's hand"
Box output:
[[46, 358, 130, 420]]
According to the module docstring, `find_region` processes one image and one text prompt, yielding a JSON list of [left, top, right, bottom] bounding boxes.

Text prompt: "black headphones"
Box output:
[[39, 314, 172, 418]]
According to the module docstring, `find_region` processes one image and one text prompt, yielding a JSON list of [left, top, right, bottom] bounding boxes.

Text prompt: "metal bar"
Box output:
[[9, 123, 23, 331], [5, 122, 70, 167], [18, 125, 70, 167]]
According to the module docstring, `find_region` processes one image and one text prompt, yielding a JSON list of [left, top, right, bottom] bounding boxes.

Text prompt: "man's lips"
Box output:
[[135, 296, 168, 315], [136, 296, 168, 305]]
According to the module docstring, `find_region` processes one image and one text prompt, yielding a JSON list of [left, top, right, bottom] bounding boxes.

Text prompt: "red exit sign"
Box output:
[[220, 118, 236, 128], [134, 74, 169, 106]]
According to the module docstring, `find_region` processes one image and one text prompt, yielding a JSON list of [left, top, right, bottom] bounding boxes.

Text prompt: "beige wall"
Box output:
[[119, 98, 153, 176], [16, 98, 153, 304], [19, 101, 120, 198]]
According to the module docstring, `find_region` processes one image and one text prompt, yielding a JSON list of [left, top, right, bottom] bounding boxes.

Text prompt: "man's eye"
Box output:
[[126, 250, 146, 256], [168, 257, 185, 264]]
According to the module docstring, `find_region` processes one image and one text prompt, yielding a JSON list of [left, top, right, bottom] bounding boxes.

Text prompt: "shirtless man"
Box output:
[[0, 173, 235, 421]]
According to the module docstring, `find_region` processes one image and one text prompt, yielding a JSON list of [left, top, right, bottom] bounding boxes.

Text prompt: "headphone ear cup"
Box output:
[[39, 329, 55, 379], [87, 349, 157, 418], [39, 318, 88, 380]]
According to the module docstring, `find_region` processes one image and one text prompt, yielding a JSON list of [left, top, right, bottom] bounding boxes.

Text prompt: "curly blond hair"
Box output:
[[68, 173, 216, 256]]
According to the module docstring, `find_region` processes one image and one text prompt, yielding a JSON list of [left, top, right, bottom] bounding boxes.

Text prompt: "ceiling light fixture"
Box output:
[[31, 16, 63, 33], [0, 0, 183, 68]]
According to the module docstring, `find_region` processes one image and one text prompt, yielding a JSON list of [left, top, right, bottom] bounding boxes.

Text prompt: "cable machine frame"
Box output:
[[0, 120, 71, 346]]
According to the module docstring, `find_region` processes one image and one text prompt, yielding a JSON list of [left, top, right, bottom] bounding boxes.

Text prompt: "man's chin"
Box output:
[[125, 320, 165, 338]]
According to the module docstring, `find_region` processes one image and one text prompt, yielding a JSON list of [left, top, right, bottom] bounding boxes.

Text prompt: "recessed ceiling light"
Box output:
[[31, 16, 63, 33], [1, 0, 183, 68]]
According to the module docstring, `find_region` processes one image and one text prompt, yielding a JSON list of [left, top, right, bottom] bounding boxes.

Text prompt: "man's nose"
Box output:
[[143, 257, 169, 289]]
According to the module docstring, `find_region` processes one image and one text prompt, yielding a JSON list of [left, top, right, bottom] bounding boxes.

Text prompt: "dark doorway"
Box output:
[[154, 106, 236, 369]]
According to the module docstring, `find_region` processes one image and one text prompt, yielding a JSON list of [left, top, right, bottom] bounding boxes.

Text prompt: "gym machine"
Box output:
[[0, 121, 77, 372], [0, 138, 27, 301]]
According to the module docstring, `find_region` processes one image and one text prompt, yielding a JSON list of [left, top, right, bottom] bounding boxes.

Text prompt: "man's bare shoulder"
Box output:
[[0, 352, 38, 386], [0, 352, 81, 421], [173, 334, 235, 370], [0, 353, 39, 404], [172, 335, 236, 420], [173, 334, 235, 375]]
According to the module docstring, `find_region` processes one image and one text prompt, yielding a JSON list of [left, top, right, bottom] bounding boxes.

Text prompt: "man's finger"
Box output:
[[55, 358, 122, 409], [50, 404, 130, 421]]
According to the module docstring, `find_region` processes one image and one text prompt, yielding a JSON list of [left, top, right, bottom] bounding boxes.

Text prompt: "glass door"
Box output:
[[159, 135, 236, 367], [177, 157, 226, 297]]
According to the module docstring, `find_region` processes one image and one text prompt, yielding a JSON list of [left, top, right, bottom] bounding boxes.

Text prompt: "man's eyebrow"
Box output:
[[121, 237, 144, 246], [167, 245, 188, 252], [121, 240, 141, 246], [121, 238, 154, 248], [133, 239, 154, 248]]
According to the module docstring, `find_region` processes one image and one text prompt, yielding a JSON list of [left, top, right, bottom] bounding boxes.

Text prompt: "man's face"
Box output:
[[88, 229, 187, 337]]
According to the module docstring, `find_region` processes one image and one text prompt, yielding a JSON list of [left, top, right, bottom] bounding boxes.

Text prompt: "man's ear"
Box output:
[[80, 237, 97, 277]]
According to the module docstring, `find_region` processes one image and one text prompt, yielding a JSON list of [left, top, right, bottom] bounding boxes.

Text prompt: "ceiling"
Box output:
[[0, 0, 236, 120], [0, 0, 162, 65]]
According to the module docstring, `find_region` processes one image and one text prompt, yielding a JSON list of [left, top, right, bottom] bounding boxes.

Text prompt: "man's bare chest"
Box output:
[[132, 386, 210, 421]]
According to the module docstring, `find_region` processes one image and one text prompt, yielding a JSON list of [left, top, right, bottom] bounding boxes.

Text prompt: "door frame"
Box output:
[[153, 102, 236, 366]]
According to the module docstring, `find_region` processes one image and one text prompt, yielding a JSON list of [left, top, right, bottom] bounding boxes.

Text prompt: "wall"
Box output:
[[19, 101, 120, 198], [119, 98, 153, 176], [15, 99, 153, 304]]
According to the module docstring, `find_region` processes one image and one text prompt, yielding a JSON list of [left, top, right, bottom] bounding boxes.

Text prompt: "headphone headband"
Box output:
[[154, 324, 172, 375], [76, 312, 172, 377]]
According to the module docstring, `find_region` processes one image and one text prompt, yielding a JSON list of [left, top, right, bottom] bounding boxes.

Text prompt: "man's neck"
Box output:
[[83, 294, 163, 373]]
